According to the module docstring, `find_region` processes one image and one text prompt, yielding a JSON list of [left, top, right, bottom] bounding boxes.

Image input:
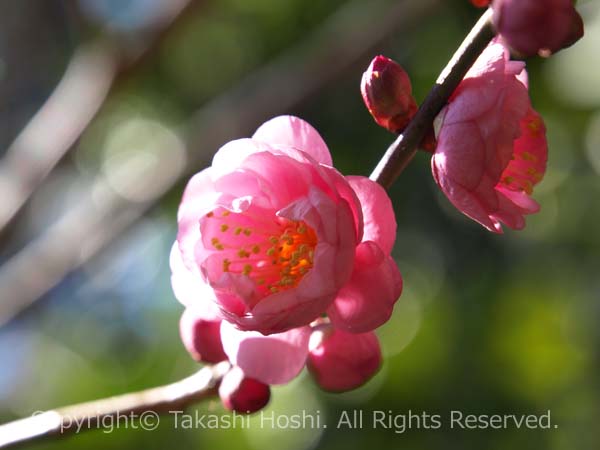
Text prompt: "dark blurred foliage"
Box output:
[[0, 1, 599, 449]]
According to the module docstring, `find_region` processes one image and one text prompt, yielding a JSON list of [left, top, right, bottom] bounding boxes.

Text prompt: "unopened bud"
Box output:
[[492, 0, 584, 57], [307, 329, 382, 392], [219, 366, 271, 414], [179, 309, 227, 364], [361, 55, 418, 133]]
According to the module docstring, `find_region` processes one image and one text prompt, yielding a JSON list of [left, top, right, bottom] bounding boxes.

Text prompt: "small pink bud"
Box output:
[[492, 0, 584, 57], [179, 308, 227, 364], [219, 366, 271, 414], [361, 55, 418, 133], [307, 328, 382, 392]]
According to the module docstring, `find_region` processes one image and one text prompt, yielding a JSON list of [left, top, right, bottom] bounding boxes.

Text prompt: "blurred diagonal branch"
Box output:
[[0, 362, 230, 449], [0, 0, 442, 327], [0, 0, 198, 234]]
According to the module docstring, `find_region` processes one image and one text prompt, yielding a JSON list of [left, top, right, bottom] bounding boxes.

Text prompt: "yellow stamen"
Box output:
[[521, 151, 537, 162], [222, 259, 231, 272]]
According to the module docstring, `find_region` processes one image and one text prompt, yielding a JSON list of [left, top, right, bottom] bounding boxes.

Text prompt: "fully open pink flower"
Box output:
[[173, 114, 401, 328], [172, 115, 401, 391], [492, 0, 584, 57], [431, 42, 547, 233]]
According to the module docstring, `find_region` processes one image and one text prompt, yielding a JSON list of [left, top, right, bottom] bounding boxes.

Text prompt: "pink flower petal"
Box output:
[[252, 115, 333, 166], [432, 168, 502, 233], [169, 243, 221, 317], [346, 176, 396, 254], [176, 168, 220, 271], [496, 186, 540, 213], [211, 138, 271, 178], [432, 122, 486, 190], [327, 241, 402, 333], [324, 168, 364, 243], [220, 321, 310, 385]]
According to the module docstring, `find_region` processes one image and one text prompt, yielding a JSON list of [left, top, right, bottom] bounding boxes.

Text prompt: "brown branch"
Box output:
[[369, 8, 495, 188], [0, 0, 442, 328], [0, 0, 198, 235], [0, 362, 230, 449]]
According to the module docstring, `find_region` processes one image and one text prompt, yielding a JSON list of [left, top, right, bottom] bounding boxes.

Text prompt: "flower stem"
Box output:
[[369, 8, 495, 189]]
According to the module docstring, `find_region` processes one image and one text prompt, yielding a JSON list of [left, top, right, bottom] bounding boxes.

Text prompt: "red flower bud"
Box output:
[[492, 0, 584, 57], [361, 55, 418, 133], [179, 308, 227, 364], [219, 367, 271, 414], [307, 327, 382, 392], [470, 0, 491, 7]]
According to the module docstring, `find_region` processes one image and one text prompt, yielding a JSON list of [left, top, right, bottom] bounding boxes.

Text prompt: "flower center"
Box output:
[[500, 113, 545, 195], [205, 209, 318, 296]]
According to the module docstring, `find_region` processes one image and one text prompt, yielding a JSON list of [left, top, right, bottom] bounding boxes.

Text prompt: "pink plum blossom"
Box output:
[[431, 42, 547, 233], [172, 115, 401, 397], [172, 115, 401, 335], [492, 0, 584, 57], [307, 327, 382, 392]]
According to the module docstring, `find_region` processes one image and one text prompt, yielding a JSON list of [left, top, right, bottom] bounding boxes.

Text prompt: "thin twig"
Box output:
[[369, 8, 495, 188], [0, 362, 230, 449]]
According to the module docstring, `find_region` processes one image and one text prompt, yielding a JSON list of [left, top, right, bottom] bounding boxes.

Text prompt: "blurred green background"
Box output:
[[0, 0, 599, 449]]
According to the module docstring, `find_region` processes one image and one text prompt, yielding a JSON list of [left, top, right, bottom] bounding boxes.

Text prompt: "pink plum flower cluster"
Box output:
[[362, 40, 549, 233], [170, 0, 585, 414], [171, 116, 402, 412]]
